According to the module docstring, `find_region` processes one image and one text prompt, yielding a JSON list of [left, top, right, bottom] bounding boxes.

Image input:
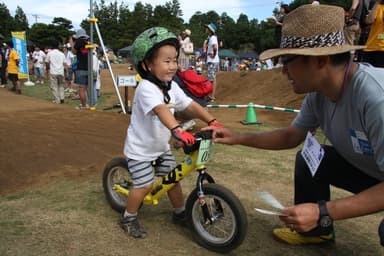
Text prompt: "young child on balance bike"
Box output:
[[121, 27, 223, 238]]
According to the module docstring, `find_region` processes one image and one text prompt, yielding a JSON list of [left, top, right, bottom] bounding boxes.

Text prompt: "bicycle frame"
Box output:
[[113, 132, 216, 205]]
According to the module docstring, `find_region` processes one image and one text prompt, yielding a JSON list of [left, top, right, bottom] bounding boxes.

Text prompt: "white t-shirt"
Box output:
[[206, 35, 219, 63], [32, 50, 46, 68], [124, 79, 193, 161], [64, 50, 74, 66], [45, 49, 65, 76], [181, 36, 192, 53]]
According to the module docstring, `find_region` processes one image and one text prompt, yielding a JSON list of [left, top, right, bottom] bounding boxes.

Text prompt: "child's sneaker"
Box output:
[[273, 228, 335, 245], [172, 210, 188, 227], [120, 216, 147, 239]]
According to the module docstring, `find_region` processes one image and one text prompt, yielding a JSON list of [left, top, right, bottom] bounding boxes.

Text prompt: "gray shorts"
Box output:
[[207, 62, 219, 81], [127, 150, 177, 188]]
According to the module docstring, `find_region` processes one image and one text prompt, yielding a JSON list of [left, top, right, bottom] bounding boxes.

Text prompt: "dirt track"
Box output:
[[0, 66, 303, 195]]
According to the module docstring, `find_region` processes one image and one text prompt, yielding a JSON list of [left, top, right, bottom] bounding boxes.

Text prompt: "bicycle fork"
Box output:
[[196, 168, 224, 224]]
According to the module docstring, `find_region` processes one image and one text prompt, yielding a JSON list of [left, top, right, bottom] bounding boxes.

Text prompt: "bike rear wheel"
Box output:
[[102, 157, 131, 213], [185, 183, 248, 253]]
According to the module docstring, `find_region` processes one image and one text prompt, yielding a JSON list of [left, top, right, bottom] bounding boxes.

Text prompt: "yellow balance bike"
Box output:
[[102, 131, 248, 253]]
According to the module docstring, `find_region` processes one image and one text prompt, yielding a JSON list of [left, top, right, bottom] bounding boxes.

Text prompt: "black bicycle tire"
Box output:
[[102, 157, 129, 213], [185, 183, 248, 253]]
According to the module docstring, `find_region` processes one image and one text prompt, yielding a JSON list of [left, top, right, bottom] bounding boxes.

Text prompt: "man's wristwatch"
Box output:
[[318, 200, 333, 228]]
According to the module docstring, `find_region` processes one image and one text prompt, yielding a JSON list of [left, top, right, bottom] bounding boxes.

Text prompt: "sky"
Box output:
[[5, 0, 280, 29]]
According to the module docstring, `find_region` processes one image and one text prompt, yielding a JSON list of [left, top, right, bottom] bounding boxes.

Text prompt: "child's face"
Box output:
[[147, 45, 178, 82]]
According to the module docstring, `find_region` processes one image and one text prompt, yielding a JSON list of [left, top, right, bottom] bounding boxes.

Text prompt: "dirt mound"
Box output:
[[0, 65, 303, 194]]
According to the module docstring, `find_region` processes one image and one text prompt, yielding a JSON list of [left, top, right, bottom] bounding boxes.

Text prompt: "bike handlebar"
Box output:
[[174, 130, 213, 154]]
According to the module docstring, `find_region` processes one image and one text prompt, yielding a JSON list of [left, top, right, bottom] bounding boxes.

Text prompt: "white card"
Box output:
[[255, 191, 285, 210], [254, 208, 288, 216], [301, 132, 324, 177]]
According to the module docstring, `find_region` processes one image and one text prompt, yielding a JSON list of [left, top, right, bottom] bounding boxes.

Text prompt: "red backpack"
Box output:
[[177, 70, 212, 98]]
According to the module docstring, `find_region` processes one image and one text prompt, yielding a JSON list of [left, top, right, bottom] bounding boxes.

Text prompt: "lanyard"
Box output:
[[323, 59, 353, 145], [329, 59, 353, 122]]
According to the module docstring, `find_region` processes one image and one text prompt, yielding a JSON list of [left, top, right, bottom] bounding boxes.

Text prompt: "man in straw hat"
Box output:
[[204, 4, 384, 246]]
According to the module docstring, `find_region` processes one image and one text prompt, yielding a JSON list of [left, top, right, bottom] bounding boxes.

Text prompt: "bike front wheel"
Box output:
[[102, 157, 131, 213], [185, 183, 248, 253]]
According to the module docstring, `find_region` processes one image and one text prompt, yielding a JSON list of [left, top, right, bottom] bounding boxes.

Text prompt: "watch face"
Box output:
[[320, 216, 332, 228]]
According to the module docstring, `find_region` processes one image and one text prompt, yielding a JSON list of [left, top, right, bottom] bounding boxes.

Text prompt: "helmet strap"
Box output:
[[142, 63, 171, 103]]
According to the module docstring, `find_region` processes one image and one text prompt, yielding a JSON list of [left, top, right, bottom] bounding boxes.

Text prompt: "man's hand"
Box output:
[[171, 126, 195, 146], [201, 126, 237, 145], [279, 203, 320, 232]]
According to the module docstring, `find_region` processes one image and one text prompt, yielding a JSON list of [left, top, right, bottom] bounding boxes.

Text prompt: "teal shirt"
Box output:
[[293, 63, 384, 181]]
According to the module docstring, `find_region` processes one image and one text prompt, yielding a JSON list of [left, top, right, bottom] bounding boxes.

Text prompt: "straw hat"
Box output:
[[260, 4, 365, 61], [184, 29, 191, 36]]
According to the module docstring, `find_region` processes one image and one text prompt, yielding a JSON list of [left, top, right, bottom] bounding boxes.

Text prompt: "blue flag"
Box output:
[[11, 31, 28, 79]]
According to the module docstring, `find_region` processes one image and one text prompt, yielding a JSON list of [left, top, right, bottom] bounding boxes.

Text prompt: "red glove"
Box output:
[[171, 126, 195, 146], [208, 119, 223, 128]]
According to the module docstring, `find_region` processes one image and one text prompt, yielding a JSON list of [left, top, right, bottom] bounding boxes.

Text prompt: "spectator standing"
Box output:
[[195, 56, 203, 75], [274, 4, 290, 48], [70, 28, 90, 110], [204, 22, 220, 102], [32, 46, 46, 84], [63, 44, 74, 89], [223, 57, 230, 71], [205, 4, 384, 246], [7, 41, 21, 94], [344, 0, 364, 45], [356, 0, 376, 61], [45, 40, 66, 104], [0, 43, 8, 87], [178, 29, 192, 70], [362, 0, 384, 67]]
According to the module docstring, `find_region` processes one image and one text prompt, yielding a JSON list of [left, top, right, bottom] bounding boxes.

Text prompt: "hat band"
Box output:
[[280, 31, 345, 49]]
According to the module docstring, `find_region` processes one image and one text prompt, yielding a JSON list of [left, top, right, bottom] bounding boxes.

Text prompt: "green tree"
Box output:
[[0, 3, 14, 41], [13, 6, 29, 32], [219, 13, 236, 50]]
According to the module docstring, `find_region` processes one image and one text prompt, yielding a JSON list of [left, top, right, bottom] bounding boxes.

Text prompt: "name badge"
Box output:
[[377, 33, 384, 40], [301, 132, 324, 176]]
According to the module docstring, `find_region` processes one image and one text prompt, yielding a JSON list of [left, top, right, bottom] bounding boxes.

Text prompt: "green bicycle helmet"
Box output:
[[131, 27, 179, 78]]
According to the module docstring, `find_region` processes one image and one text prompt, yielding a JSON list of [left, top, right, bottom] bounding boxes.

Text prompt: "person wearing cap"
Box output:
[[70, 28, 90, 109], [204, 4, 384, 246], [178, 29, 193, 71], [204, 22, 219, 101]]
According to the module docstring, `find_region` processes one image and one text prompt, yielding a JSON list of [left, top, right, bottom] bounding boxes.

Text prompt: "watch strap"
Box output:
[[318, 200, 329, 217]]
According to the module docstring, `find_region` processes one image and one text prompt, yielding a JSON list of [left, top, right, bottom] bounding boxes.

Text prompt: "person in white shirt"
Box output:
[[204, 22, 220, 101], [63, 44, 74, 89], [45, 40, 66, 104], [120, 26, 223, 239], [32, 46, 46, 84]]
